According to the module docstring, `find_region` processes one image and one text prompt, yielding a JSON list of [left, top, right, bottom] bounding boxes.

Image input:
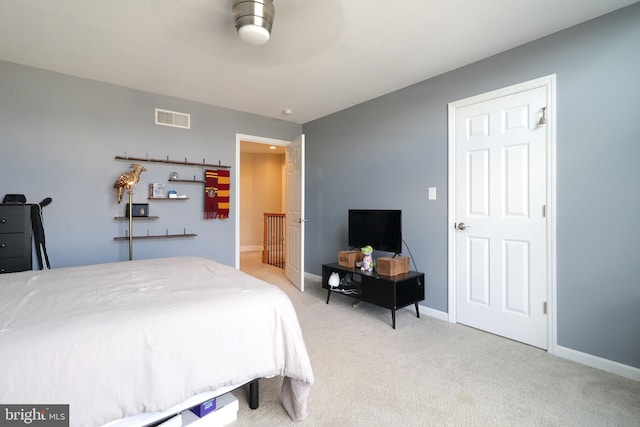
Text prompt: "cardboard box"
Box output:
[[338, 250, 363, 268], [377, 256, 410, 276], [182, 393, 238, 427], [189, 396, 216, 417]]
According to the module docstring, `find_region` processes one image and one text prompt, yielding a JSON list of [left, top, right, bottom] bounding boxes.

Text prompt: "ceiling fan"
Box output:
[[232, 0, 275, 46]]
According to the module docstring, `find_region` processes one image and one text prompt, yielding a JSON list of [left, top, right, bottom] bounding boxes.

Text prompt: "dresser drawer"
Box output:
[[0, 233, 30, 257], [0, 206, 28, 233], [0, 256, 31, 273], [0, 205, 32, 273]]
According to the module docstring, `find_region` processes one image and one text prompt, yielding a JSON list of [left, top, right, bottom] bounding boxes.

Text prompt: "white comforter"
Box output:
[[0, 257, 314, 426]]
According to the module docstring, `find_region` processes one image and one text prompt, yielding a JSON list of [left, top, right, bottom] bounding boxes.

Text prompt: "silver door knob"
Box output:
[[457, 222, 470, 231]]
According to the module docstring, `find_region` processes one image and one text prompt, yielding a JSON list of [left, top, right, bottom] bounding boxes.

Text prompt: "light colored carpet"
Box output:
[[233, 252, 640, 426]]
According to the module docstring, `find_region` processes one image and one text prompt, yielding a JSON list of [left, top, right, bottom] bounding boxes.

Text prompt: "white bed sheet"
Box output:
[[0, 256, 314, 427]]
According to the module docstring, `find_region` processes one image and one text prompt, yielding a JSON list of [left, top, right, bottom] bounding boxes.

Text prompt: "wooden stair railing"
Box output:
[[263, 213, 285, 268]]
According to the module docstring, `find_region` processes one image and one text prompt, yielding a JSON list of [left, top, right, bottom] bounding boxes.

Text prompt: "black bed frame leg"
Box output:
[[249, 379, 259, 409]]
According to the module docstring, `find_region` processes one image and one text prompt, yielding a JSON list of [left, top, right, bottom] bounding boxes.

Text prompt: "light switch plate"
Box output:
[[428, 187, 437, 200]]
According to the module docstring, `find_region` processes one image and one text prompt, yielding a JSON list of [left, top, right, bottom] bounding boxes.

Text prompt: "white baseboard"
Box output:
[[417, 304, 448, 321], [553, 344, 640, 381], [305, 272, 321, 282], [399, 304, 447, 321]]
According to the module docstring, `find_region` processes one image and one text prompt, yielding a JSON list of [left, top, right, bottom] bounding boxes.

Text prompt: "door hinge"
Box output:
[[543, 301, 548, 314], [543, 204, 546, 218]]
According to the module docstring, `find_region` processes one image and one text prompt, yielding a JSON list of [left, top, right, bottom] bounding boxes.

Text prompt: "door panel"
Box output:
[[468, 149, 489, 215], [503, 239, 530, 315], [285, 134, 305, 291], [468, 237, 490, 306], [504, 144, 529, 217], [454, 86, 548, 349]]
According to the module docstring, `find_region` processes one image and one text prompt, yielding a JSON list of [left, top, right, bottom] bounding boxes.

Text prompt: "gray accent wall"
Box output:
[[0, 61, 301, 268], [303, 4, 640, 368]]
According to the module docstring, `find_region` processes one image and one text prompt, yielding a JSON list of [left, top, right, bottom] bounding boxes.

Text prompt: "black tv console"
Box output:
[[322, 263, 425, 329]]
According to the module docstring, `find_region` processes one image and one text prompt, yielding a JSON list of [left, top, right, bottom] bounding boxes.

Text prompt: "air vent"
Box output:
[[155, 108, 190, 129]]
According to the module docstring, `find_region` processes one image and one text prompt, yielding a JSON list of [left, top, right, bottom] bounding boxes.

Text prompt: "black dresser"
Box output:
[[0, 204, 32, 273]]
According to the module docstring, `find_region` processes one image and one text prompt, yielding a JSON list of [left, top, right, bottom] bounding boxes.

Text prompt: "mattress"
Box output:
[[0, 256, 314, 427]]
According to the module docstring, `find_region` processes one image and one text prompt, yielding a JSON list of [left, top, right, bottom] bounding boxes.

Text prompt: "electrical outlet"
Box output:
[[428, 187, 436, 200]]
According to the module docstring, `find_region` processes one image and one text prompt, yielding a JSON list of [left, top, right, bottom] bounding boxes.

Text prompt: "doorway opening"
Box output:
[[237, 136, 287, 279], [236, 133, 306, 292]]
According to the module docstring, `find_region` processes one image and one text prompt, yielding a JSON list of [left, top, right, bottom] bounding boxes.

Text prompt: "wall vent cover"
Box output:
[[155, 108, 190, 129]]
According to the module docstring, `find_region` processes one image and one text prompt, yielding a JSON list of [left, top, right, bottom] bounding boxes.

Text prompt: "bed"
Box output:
[[0, 256, 314, 427]]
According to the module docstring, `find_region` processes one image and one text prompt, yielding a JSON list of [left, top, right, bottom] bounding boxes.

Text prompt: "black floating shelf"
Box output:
[[114, 233, 197, 241], [168, 178, 205, 184], [115, 155, 231, 169], [148, 197, 189, 200], [114, 216, 160, 220]]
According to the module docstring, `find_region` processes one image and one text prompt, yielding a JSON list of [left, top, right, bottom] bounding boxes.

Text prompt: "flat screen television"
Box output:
[[348, 209, 402, 254]]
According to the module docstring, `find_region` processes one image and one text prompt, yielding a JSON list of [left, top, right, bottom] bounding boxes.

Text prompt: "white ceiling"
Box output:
[[0, 0, 636, 124]]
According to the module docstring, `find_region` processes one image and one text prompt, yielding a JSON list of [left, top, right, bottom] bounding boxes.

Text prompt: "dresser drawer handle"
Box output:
[[0, 243, 5, 248], [0, 218, 6, 224]]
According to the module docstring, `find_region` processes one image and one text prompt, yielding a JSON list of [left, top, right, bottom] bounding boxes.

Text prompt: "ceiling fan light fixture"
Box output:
[[233, 0, 275, 46], [238, 24, 271, 46]]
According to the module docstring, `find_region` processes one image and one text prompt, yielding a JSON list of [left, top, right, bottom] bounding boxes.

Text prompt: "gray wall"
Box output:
[[0, 61, 301, 268], [1, 4, 638, 370], [303, 4, 640, 368]]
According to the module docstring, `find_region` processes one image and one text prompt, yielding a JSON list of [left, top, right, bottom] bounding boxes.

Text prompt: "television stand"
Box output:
[[322, 263, 425, 329]]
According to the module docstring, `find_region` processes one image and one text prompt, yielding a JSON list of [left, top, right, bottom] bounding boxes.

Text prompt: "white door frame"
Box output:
[[447, 75, 557, 354], [235, 133, 290, 269]]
